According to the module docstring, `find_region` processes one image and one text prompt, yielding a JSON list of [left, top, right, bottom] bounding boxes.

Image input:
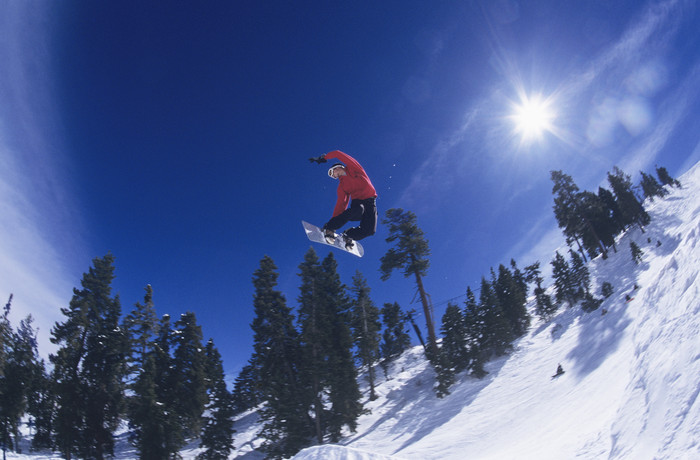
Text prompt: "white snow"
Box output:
[[8, 162, 700, 460]]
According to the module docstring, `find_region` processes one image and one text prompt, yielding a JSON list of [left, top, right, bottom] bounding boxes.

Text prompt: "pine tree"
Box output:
[[581, 292, 603, 312], [29, 360, 53, 450], [0, 295, 10, 377], [435, 303, 470, 397], [0, 296, 13, 456], [297, 251, 362, 444], [379, 302, 411, 364], [655, 165, 680, 188], [597, 187, 624, 251], [251, 256, 308, 458], [321, 253, 362, 443], [433, 348, 455, 399], [197, 339, 235, 460], [493, 263, 530, 339], [172, 312, 208, 439], [630, 241, 644, 265], [479, 276, 512, 357], [231, 363, 261, 414], [151, 314, 185, 458], [640, 171, 668, 201], [551, 251, 578, 307], [1, 312, 42, 456], [524, 262, 557, 321], [129, 352, 170, 459], [551, 170, 607, 259], [598, 187, 625, 237], [349, 272, 381, 401], [123, 285, 159, 377], [49, 254, 128, 460], [510, 259, 528, 303], [124, 286, 170, 459], [601, 282, 614, 299], [462, 287, 487, 378], [380, 208, 437, 358], [607, 166, 650, 230], [569, 250, 591, 298], [578, 190, 617, 258], [297, 248, 333, 444]]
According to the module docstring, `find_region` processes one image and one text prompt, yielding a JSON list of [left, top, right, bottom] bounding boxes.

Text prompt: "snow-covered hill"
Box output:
[[282, 162, 700, 460]]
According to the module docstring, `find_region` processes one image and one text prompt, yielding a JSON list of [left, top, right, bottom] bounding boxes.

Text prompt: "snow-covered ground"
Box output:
[[8, 163, 700, 460]]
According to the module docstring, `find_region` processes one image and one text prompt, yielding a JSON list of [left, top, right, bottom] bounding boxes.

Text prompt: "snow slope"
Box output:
[[288, 162, 700, 460]]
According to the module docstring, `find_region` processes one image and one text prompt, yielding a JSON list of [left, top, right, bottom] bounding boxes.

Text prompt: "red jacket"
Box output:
[[325, 150, 377, 217]]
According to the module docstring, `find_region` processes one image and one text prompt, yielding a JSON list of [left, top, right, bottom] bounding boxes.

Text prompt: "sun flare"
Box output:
[[510, 93, 556, 142]]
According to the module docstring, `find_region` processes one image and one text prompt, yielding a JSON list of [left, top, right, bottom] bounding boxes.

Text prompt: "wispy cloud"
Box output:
[[398, 106, 482, 211], [619, 60, 700, 175], [1, 3, 86, 358], [566, 0, 681, 96]]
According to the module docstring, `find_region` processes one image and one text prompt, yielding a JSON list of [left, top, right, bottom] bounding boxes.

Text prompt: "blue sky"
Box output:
[[2, 0, 699, 378]]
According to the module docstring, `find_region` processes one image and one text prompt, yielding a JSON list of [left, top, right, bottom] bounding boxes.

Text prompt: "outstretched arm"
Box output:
[[324, 150, 363, 173]]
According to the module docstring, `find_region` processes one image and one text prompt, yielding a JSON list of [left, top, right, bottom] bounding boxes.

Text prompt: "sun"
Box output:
[[510, 93, 556, 142]]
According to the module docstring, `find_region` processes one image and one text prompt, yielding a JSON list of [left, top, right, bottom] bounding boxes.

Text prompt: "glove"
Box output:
[[308, 155, 327, 164]]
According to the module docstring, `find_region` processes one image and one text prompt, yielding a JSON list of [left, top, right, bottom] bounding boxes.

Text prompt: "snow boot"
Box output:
[[323, 227, 336, 244], [342, 234, 355, 250]]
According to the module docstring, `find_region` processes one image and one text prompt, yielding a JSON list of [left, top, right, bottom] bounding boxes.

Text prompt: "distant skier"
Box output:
[[309, 150, 378, 249], [552, 364, 565, 379]]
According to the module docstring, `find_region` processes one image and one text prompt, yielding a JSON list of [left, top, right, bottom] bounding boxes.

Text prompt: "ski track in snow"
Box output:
[[8, 164, 700, 460]]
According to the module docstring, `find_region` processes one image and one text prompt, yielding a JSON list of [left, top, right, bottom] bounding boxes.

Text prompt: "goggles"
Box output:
[[328, 164, 345, 178]]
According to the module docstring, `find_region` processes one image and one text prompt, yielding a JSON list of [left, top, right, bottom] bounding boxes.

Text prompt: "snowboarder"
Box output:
[[309, 150, 378, 250], [552, 364, 565, 379]]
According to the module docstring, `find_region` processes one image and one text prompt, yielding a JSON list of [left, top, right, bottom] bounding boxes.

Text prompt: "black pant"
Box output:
[[324, 197, 377, 240]]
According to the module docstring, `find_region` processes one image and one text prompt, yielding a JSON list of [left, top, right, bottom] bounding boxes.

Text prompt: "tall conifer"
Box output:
[[640, 171, 668, 201], [349, 272, 381, 401], [251, 256, 308, 458], [297, 248, 332, 444], [607, 166, 650, 230], [50, 254, 128, 460], [320, 254, 362, 442], [198, 339, 235, 460], [479, 277, 512, 357], [0, 313, 42, 456], [172, 312, 208, 439], [655, 166, 680, 187], [380, 208, 437, 358], [463, 288, 487, 377], [525, 262, 557, 321], [379, 302, 411, 364], [493, 264, 530, 339]]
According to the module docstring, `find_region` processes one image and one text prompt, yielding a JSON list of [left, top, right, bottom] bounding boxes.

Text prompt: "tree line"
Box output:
[[1, 251, 414, 460], [0, 165, 680, 459], [551, 165, 676, 262], [1, 254, 234, 460], [229, 250, 413, 458], [431, 164, 680, 396]]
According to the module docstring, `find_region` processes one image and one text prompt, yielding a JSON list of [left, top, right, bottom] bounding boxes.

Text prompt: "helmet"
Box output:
[[328, 163, 345, 178]]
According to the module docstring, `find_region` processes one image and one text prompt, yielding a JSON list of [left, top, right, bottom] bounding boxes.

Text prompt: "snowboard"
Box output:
[[302, 221, 364, 257]]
